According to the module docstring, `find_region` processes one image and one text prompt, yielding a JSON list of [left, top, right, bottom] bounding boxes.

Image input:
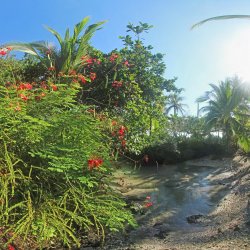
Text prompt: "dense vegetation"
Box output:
[[0, 17, 249, 249]]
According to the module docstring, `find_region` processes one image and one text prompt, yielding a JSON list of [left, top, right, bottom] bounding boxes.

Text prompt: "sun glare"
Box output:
[[221, 28, 250, 84]]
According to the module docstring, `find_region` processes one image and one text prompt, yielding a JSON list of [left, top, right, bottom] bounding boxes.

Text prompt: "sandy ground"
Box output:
[[92, 154, 250, 250]]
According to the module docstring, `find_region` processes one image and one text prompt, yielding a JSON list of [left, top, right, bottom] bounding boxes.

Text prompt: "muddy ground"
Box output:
[[86, 154, 250, 250]]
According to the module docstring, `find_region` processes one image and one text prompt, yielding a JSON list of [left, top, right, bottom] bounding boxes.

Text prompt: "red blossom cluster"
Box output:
[[18, 83, 33, 90], [144, 195, 153, 208], [8, 244, 15, 250], [66, 71, 96, 84], [81, 56, 101, 65], [51, 84, 58, 91], [112, 81, 123, 89], [90, 72, 96, 81], [4, 80, 59, 110], [109, 53, 119, 62], [0, 47, 11, 56], [111, 122, 127, 148], [145, 202, 153, 208], [88, 158, 103, 170], [78, 74, 87, 83]]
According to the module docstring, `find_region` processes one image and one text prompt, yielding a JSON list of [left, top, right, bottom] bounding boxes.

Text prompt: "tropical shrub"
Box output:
[[0, 54, 136, 249]]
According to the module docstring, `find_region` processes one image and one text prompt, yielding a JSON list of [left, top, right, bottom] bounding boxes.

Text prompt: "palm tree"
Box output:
[[191, 15, 250, 29], [3, 16, 106, 75], [197, 78, 250, 150], [165, 91, 187, 116]]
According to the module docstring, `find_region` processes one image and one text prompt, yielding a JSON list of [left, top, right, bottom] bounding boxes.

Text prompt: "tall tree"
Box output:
[[165, 90, 187, 116], [197, 77, 250, 150]]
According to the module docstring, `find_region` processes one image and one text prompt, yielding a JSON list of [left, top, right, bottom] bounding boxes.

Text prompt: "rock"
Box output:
[[186, 214, 203, 224], [154, 230, 169, 239], [233, 225, 240, 231]]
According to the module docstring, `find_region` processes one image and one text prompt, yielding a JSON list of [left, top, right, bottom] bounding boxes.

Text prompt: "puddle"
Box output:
[[113, 162, 229, 230]]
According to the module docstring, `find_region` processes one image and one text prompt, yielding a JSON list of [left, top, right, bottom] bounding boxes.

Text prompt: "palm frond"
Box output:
[[72, 16, 90, 43], [3, 42, 39, 56], [191, 15, 250, 30], [44, 25, 63, 45]]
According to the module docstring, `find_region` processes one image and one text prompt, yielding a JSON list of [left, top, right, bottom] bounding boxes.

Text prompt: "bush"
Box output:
[[0, 75, 136, 248], [143, 137, 225, 164]]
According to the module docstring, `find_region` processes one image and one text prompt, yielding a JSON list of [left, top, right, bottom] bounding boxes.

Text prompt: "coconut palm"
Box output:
[[197, 78, 250, 150], [191, 15, 250, 29], [165, 91, 187, 116], [3, 16, 106, 75]]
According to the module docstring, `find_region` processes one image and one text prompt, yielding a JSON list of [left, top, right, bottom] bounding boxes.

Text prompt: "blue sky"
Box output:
[[2, 0, 250, 115]]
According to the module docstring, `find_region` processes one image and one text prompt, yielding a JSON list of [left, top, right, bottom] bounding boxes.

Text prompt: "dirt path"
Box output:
[[96, 155, 250, 250]]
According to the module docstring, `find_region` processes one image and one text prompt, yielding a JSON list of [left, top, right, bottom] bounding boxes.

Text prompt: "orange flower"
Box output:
[[111, 120, 117, 126], [51, 84, 58, 91], [19, 94, 28, 101]]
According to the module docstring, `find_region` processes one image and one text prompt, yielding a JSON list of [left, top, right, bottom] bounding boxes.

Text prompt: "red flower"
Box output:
[[40, 82, 48, 90], [118, 125, 127, 134], [40, 92, 46, 97], [90, 72, 96, 81], [0, 50, 7, 56], [6, 47, 12, 51], [8, 244, 15, 250], [24, 83, 33, 90], [86, 58, 93, 64], [51, 84, 58, 91], [124, 60, 130, 67], [78, 74, 87, 84], [145, 202, 153, 208], [19, 94, 28, 101], [112, 81, 123, 88], [95, 59, 101, 65], [111, 120, 117, 126], [110, 53, 119, 62], [146, 196, 151, 200], [88, 158, 103, 170], [18, 83, 32, 90]]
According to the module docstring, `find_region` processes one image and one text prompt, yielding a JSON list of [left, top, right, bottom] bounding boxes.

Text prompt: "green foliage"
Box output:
[[144, 136, 225, 164], [3, 17, 106, 75], [0, 63, 136, 248], [197, 77, 250, 152]]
